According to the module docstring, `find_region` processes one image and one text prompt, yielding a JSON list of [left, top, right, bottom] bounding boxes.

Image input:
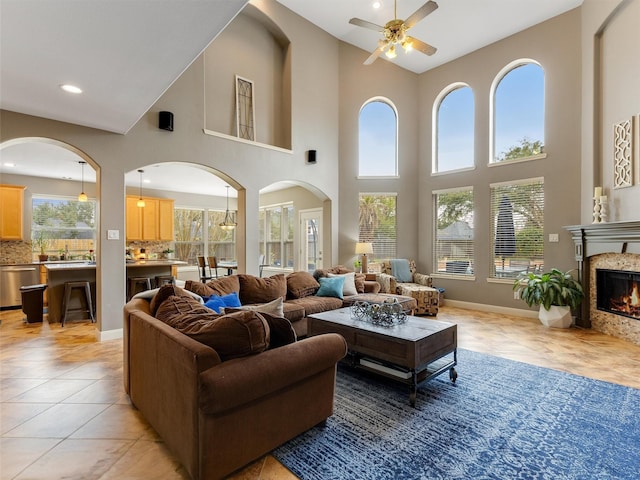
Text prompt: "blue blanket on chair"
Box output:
[[390, 259, 412, 283]]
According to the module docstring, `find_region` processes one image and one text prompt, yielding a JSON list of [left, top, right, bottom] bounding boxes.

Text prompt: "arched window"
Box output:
[[433, 84, 474, 173], [491, 61, 545, 163], [358, 98, 398, 177]]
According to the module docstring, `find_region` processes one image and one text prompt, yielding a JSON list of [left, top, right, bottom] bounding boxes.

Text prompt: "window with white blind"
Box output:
[[259, 203, 294, 269], [433, 188, 474, 276], [490, 178, 544, 279], [359, 193, 397, 260], [434, 84, 474, 173]]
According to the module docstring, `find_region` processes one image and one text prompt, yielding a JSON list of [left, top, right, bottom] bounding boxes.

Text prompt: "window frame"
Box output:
[[259, 202, 295, 270], [173, 206, 236, 265], [358, 192, 398, 263]]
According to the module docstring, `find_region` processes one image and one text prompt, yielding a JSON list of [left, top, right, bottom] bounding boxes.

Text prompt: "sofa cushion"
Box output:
[[282, 302, 306, 322], [287, 295, 344, 315], [238, 274, 286, 305], [155, 294, 220, 329], [316, 276, 345, 299], [354, 273, 366, 293], [223, 297, 284, 317], [204, 292, 241, 314], [185, 276, 240, 297], [146, 284, 203, 316], [286, 271, 320, 299], [223, 309, 296, 349], [328, 272, 357, 296]]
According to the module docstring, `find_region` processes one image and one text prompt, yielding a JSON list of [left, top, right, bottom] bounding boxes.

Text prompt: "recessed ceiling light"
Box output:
[[3, 162, 15, 167], [143, 179, 151, 184], [60, 84, 83, 94], [373, 1, 382, 9]]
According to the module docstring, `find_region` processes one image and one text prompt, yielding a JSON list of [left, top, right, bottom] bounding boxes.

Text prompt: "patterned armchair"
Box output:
[[376, 259, 439, 316]]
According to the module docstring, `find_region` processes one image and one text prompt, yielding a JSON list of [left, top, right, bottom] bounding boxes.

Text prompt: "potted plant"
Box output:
[[32, 231, 52, 262], [513, 268, 584, 328], [354, 260, 362, 273], [162, 248, 174, 259]]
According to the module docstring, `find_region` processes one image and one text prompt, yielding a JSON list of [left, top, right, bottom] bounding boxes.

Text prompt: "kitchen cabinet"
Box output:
[[0, 185, 26, 240], [126, 196, 174, 241]]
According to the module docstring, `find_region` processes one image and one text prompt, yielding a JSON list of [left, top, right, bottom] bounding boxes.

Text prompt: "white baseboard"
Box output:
[[96, 328, 123, 341], [443, 299, 538, 319]]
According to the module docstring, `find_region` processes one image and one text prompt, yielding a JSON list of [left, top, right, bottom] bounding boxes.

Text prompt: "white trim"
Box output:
[[431, 165, 476, 177], [431, 273, 476, 281], [96, 328, 123, 341], [202, 129, 293, 154], [488, 153, 547, 168], [357, 175, 400, 180], [443, 299, 538, 319], [432, 185, 474, 195]]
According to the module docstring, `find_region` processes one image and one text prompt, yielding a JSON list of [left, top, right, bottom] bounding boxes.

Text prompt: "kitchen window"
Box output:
[[174, 207, 236, 265], [31, 195, 96, 260]]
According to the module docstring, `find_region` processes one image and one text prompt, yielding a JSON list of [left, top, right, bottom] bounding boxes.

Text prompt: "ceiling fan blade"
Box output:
[[364, 46, 385, 65], [407, 36, 437, 56], [349, 17, 384, 32], [404, 1, 439, 30]]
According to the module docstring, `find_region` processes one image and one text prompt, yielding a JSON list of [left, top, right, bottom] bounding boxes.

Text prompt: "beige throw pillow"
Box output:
[[328, 271, 358, 296], [222, 297, 284, 317]]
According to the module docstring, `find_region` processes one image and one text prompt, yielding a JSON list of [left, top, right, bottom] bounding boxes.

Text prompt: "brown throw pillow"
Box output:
[[155, 295, 218, 329], [185, 276, 240, 297], [238, 274, 286, 305], [150, 284, 201, 316], [286, 271, 320, 299], [181, 310, 270, 361]]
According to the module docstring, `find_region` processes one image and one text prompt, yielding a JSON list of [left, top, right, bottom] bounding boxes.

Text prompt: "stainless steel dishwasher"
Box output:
[[0, 265, 40, 308]]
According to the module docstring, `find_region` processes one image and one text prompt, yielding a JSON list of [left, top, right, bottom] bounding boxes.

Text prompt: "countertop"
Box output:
[[44, 260, 187, 270]]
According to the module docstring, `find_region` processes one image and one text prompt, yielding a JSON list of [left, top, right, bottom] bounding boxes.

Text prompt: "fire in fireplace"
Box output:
[[596, 269, 640, 320]]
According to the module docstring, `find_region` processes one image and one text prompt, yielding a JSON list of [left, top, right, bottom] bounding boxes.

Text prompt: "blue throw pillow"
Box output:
[[391, 259, 412, 283], [204, 292, 241, 313], [315, 276, 345, 299]]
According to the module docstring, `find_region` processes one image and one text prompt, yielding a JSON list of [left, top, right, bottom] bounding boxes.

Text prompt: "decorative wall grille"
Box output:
[[235, 75, 255, 141], [613, 118, 633, 189]]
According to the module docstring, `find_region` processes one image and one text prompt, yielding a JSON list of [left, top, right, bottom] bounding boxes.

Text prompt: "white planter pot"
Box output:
[[538, 305, 573, 328]]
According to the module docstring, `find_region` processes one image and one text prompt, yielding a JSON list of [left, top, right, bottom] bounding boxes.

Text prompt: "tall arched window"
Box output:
[[359, 98, 398, 177], [433, 84, 474, 173], [491, 61, 545, 163]]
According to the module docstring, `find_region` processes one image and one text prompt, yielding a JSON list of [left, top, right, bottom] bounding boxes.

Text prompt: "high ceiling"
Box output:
[[0, 0, 582, 195]]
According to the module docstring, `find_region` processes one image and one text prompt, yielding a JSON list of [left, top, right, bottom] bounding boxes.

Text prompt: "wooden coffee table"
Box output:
[[308, 307, 457, 407]]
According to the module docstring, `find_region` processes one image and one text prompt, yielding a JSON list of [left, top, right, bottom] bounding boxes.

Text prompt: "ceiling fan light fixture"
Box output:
[[385, 44, 397, 59], [402, 39, 413, 52]]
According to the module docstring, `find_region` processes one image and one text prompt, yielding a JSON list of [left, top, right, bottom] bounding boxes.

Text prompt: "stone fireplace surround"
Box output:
[[565, 221, 640, 345]]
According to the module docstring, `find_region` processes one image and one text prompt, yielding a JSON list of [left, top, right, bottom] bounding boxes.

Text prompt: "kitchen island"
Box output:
[[44, 260, 186, 323]]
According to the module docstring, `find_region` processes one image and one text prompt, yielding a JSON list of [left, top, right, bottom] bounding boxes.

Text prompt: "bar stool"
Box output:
[[61, 281, 95, 327], [129, 277, 152, 300], [154, 275, 175, 288]]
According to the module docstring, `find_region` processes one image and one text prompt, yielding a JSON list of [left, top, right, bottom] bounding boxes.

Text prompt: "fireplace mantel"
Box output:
[[564, 220, 640, 328]]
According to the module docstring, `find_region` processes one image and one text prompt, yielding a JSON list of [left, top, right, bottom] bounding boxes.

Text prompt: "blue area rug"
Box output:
[[274, 349, 640, 479]]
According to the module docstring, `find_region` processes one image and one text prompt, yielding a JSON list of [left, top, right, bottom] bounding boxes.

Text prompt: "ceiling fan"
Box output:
[[349, 0, 438, 65]]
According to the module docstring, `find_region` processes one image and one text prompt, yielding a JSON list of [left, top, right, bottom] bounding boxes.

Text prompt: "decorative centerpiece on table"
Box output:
[[351, 298, 407, 327]]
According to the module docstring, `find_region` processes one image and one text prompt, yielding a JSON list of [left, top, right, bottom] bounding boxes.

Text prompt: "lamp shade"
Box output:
[[355, 242, 373, 255]]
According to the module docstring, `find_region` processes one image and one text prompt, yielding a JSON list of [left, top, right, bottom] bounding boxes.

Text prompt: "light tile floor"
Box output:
[[2, 306, 640, 479]]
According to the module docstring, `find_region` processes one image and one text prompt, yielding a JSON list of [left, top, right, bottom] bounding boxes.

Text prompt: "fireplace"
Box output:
[[596, 269, 640, 320]]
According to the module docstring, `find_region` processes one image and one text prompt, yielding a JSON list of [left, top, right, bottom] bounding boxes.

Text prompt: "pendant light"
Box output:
[[136, 169, 145, 208], [219, 186, 237, 230], [77, 161, 88, 202]]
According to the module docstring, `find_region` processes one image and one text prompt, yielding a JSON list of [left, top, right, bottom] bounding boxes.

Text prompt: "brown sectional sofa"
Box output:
[[123, 287, 347, 480]]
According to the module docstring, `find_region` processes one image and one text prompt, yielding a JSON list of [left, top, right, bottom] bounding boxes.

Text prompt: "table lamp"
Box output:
[[355, 242, 374, 274]]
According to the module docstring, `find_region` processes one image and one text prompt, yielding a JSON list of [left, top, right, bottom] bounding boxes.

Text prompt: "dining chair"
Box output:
[[197, 256, 213, 282], [207, 256, 219, 278], [258, 254, 269, 278]]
